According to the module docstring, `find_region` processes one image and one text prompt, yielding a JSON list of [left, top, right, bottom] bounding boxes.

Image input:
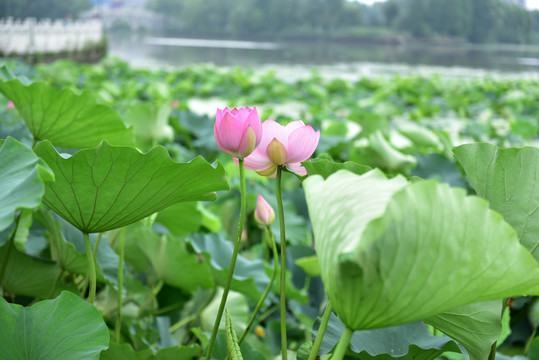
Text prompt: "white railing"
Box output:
[[0, 17, 104, 55]]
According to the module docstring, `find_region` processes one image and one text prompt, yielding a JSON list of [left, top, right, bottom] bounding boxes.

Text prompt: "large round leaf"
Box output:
[[304, 170, 539, 330], [0, 137, 53, 232], [0, 76, 134, 148], [453, 144, 539, 260], [34, 141, 229, 233], [0, 291, 110, 359]]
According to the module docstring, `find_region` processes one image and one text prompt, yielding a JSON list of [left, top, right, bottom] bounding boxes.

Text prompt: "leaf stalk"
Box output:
[[205, 159, 247, 359], [276, 166, 288, 360]]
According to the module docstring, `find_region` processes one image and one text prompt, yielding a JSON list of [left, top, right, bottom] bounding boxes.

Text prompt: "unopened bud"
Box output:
[[254, 194, 275, 226]]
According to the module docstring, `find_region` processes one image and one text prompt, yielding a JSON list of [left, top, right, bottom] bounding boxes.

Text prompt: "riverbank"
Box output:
[[0, 17, 108, 64]]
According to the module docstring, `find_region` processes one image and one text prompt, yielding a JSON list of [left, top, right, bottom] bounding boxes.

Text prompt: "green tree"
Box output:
[[397, 0, 432, 37], [381, 0, 400, 27], [427, 0, 472, 38], [493, 1, 530, 43]]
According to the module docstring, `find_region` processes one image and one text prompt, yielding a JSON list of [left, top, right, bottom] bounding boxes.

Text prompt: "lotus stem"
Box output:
[[332, 326, 353, 360], [115, 228, 125, 343], [93, 232, 103, 259], [205, 159, 247, 360], [84, 232, 97, 303], [275, 165, 288, 360], [308, 301, 333, 360], [238, 227, 279, 345]]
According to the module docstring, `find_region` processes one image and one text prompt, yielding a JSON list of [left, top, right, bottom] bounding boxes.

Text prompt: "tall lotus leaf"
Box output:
[[304, 170, 539, 330], [368, 130, 417, 171], [124, 102, 174, 150], [425, 300, 503, 360], [0, 77, 134, 148], [453, 144, 539, 260], [0, 137, 54, 232], [0, 291, 109, 360], [34, 141, 229, 233], [138, 233, 214, 292]]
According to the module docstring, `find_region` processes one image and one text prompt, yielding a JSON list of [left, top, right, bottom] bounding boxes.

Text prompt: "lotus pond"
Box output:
[[0, 57, 539, 360]]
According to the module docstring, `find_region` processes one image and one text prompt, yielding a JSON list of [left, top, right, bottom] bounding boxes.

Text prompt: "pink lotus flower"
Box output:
[[7, 101, 14, 109], [242, 119, 320, 176], [214, 107, 262, 159], [254, 194, 275, 226]]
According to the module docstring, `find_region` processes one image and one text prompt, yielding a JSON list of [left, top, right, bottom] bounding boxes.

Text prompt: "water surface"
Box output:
[[108, 34, 539, 78]]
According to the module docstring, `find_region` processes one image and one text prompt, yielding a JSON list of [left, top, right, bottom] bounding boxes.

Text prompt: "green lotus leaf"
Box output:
[[34, 141, 229, 233], [425, 300, 503, 360], [34, 212, 119, 285], [304, 170, 539, 330], [397, 123, 441, 150], [0, 291, 109, 360], [0, 75, 134, 148], [190, 233, 268, 301], [453, 144, 539, 260], [0, 242, 75, 298], [155, 202, 202, 236], [368, 130, 417, 172], [0, 137, 54, 232], [124, 102, 174, 150], [295, 255, 321, 277], [200, 289, 249, 333], [301, 158, 371, 179], [317, 313, 463, 359], [138, 232, 214, 292]]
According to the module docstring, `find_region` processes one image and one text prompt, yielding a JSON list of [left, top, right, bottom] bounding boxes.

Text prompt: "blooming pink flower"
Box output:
[[254, 194, 275, 226], [242, 119, 320, 177], [214, 107, 262, 159], [7, 101, 14, 109]]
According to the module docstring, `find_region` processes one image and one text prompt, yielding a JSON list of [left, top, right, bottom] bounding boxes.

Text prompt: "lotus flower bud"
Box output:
[[254, 194, 275, 226], [214, 107, 262, 159]]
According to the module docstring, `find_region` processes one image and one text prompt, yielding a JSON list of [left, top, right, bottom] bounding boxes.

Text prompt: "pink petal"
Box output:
[[214, 122, 225, 152], [255, 194, 275, 225], [260, 119, 289, 149], [284, 120, 306, 133], [247, 107, 262, 147], [286, 162, 308, 176], [243, 149, 273, 170], [286, 126, 320, 163], [217, 112, 244, 151], [237, 125, 257, 158]]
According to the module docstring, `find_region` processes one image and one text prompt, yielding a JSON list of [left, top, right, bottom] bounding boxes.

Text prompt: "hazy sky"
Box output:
[[355, 0, 539, 10]]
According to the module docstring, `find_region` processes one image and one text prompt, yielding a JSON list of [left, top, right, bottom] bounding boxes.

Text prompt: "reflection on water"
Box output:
[[108, 34, 539, 77]]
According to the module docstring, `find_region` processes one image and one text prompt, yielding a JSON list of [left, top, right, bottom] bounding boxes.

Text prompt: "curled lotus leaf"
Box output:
[[304, 170, 539, 330], [34, 140, 229, 233]]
